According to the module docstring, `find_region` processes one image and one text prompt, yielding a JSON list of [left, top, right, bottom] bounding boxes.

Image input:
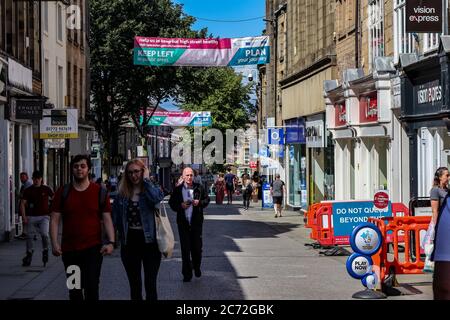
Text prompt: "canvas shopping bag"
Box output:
[[155, 202, 175, 258]]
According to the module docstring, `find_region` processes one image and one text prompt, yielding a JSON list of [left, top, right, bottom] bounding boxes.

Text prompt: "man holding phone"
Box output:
[[169, 167, 210, 282]]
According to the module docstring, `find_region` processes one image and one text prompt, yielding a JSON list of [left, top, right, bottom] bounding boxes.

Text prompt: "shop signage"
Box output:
[[373, 190, 389, 209], [346, 253, 373, 280], [285, 118, 305, 144], [268, 128, 284, 145], [15, 99, 43, 120], [350, 223, 383, 256], [406, 0, 442, 33], [305, 120, 325, 148], [111, 154, 124, 166], [416, 80, 442, 106], [332, 201, 391, 245], [0, 60, 7, 103], [359, 95, 378, 123], [335, 103, 347, 127], [39, 109, 78, 139], [44, 139, 65, 149], [249, 161, 257, 169], [262, 182, 274, 209]]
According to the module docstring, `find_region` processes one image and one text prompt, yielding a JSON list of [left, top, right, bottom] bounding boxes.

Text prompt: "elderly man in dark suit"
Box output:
[[169, 167, 210, 282]]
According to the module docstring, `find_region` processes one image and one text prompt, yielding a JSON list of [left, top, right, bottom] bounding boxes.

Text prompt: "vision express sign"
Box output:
[[406, 0, 442, 33]]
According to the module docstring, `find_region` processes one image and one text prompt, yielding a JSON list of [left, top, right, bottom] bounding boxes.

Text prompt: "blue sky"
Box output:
[[173, 0, 266, 38]]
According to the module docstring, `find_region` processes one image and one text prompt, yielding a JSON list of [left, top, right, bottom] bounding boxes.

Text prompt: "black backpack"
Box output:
[[60, 183, 108, 215]]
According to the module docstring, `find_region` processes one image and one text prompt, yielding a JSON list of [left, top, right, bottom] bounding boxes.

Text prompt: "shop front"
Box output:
[[325, 61, 400, 201], [399, 38, 450, 199], [284, 117, 306, 208], [305, 114, 335, 203]]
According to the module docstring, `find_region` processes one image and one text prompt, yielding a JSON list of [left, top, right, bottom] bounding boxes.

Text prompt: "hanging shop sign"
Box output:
[[267, 128, 284, 145], [14, 99, 44, 120], [141, 111, 211, 127], [39, 109, 78, 139], [359, 94, 378, 123], [305, 120, 325, 148], [134, 36, 270, 67], [406, 0, 442, 33], [335, 103, 347, 127]]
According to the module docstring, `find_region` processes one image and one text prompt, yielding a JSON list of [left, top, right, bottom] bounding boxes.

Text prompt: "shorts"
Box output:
[[273, 196, 283, 205], [226, 183, 234, 191]]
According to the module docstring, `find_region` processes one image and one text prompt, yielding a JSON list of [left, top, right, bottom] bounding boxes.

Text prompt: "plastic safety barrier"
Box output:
[[369, 216, 431, 288], [305, 202, 410, 247]]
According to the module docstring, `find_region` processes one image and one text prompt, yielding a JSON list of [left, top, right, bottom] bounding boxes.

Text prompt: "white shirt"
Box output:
[[182, 183, 194, 224]]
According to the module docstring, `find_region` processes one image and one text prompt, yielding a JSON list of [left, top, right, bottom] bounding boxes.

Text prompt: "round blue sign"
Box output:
[[350, 222, 383, 256], [346, 253, 373, 280], [361, 272, 378, 290]]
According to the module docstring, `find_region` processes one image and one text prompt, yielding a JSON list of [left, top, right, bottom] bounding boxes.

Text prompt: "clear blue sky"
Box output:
[[173, 0, 266, 38]]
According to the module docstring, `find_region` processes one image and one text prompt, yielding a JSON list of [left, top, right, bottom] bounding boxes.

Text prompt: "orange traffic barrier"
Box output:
[[316, 203, 334, 246], [369, 216, 431, 287], [306, 203, 323, 240]]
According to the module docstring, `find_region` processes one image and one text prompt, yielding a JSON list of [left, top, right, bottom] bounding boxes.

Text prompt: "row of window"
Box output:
[[370, 0, 443, 70]]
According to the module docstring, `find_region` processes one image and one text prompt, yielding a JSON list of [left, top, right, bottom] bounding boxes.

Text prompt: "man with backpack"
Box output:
[[50, 154, 115, 300]]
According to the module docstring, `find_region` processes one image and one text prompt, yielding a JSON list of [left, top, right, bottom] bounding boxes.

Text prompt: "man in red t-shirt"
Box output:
[[20, 170, 54, 267], [50, 155, 115, 301]]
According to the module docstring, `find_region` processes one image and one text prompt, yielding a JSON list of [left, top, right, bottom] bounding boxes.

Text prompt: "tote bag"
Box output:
[[155, 202, 175, 258]]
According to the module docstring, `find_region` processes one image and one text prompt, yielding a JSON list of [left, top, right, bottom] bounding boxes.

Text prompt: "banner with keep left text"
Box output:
[[133, 36, 270, 67]]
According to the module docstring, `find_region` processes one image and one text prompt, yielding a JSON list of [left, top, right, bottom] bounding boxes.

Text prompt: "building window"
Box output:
[[57, 3, 63, 42], [393, 0, 415, 62], [43, 1, 48, 33], [424, 33, 440, 53], [44, 59, 49, 97], [368, 0, 384, 70], [244, 148, 249, 164], [80, 68, 84, 117], [57, 65, 63, 108]]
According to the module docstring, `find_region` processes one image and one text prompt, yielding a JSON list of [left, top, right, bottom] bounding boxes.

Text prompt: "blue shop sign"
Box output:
[[285, 118, 306, 144]]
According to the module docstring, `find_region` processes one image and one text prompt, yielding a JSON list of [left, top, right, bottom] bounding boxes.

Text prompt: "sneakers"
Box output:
[[22, 251, 33, 267], [15, 233, 27, 240], [194, 268, 202, 278], [42, 250, 49, 267]]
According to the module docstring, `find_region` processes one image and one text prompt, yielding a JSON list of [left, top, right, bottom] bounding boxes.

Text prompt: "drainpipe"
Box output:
[[355, 0, 360, 68]]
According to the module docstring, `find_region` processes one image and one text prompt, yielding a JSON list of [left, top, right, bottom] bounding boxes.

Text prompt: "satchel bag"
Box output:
[[154, 202, 174, 258]]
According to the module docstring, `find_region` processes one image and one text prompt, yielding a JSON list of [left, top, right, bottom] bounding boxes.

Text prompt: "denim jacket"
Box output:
[[112, 179, 164, 246]]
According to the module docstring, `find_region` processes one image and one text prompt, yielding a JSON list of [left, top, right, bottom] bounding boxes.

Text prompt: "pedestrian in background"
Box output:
[[430, 167, 450, 299], [270, 174, 286, 218], [15, 172, 32, 240], [50, 155, 115, 301], [20, 171, 54, 267], [224, 167, 236, 204], [169, 167, 210, 282], [112, 159, 165, 301], [242, 177, 253, 210], [214, 173, 225, 205]]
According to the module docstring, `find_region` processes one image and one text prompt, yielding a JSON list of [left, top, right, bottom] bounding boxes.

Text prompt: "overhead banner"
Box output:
[[134, 36, 270, 67], [38, 109, 78, 139], [141, 111, 211, 127]]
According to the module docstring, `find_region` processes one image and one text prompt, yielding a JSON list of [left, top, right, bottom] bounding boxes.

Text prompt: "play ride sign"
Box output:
[[332, 201, 391, 244]]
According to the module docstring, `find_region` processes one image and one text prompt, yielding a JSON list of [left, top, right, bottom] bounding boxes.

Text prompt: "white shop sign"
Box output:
[[305, 120, 325, 148]]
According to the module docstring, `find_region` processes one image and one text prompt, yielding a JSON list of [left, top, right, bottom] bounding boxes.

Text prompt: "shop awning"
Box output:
[[357, 125, 387, 138], [331, 128, 353, 139]]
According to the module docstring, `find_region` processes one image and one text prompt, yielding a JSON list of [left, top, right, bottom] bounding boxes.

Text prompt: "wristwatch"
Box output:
[[105, 240, 115, 246]]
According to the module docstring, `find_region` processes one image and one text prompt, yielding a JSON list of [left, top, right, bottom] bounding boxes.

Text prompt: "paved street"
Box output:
[[0, 201, 432, 300]]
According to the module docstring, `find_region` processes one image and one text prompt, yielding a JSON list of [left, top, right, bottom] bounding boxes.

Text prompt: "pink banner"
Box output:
[[134, 37, 232, 49]]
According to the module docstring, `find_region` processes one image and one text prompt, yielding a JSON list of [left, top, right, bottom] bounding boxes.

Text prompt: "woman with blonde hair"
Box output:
[[112, 159, 164, 300]]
